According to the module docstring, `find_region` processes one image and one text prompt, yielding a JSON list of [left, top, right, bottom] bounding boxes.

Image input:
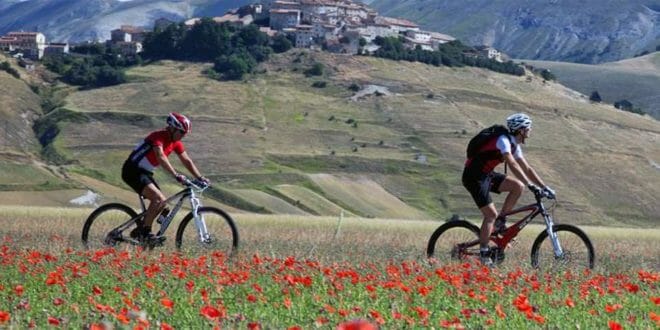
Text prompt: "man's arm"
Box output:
[[503, 153, 533, 186], [515, 156, 546, 188], [177, 151, 203, 179], [154, 145, 179, 178]]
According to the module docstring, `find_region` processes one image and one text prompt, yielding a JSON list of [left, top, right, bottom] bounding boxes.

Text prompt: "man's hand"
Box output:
[[527, 183, 541, 195], [196, 176, 211, 188], [542, 186, 556, 199], [175, 173, 188, 185]]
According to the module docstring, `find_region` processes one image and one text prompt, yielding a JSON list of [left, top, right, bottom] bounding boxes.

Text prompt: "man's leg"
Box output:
[[496, 176, 524, 216], [479, 203, 498, 249], [140, 183, 167, 230]]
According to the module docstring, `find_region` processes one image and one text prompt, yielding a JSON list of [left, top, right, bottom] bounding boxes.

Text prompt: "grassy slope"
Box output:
[[2, 51, 659, 227], [523, 52, 660, 119]]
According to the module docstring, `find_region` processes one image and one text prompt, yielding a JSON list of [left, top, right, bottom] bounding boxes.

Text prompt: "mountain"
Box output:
[[369, 0, 660, 64], [2, 51, 659, 226], [524, 52, 660, 119], [0, 0, 253, 43]]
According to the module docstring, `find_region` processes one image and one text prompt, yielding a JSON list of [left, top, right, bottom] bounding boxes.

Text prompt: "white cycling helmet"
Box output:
[[506, 113, 532, 133], [167, 112, 191, 134]]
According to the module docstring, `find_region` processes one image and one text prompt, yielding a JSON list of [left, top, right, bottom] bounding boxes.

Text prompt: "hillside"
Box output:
[[4, 51, 655, 227], [370, 0, 660, 64], [524, 52, 660, 119], [0, 0, 253, 43]]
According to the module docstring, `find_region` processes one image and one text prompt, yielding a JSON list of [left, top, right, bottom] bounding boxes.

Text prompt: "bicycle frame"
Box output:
[[109, 181, 209, 244], [460, 194, 564, 258]]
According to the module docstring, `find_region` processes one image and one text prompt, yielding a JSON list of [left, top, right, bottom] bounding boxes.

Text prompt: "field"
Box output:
[[0, 206, 658, 328]]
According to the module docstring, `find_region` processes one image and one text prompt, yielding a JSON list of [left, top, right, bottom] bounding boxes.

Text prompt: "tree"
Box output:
[[304, 62, 324, 76], [614, 99, 633, 111], [589, 91, 602, 103], [540, 69, 556, 81], [271, 34, 292, 53]]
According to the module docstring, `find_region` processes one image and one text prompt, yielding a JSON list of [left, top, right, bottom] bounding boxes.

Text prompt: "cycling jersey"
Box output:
[[465, 135, 523, 174], [126, 130, 185, 172]]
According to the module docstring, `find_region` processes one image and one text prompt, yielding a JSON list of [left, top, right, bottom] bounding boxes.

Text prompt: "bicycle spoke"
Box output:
[[176, 207, 239, 256], [427, 221, 480, 264], [82, 204, 138, 249], [531, 224, 595, 271]]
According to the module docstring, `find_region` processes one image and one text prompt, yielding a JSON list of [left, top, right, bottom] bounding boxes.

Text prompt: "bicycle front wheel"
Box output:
[[531, 224, 595, 270], [427, 220, 480, 263], [82, 203, 138, 249], [175, 206, 239, 256]]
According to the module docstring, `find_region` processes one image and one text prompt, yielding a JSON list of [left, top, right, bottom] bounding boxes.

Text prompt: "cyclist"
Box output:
[[121, 112, 209, 243], [462, 113, 555, 266]]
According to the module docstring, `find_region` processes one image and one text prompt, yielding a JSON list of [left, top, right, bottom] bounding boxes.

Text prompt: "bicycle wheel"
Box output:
[[531, 224, 595, 270], [82, 203, 139, 249], [427, 220, 480, 262], [175, 206, 239, 255]]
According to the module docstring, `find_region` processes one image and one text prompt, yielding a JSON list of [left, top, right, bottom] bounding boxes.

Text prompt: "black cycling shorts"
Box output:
[[462, 168, 506, 208], [122, 160, 159, 195]]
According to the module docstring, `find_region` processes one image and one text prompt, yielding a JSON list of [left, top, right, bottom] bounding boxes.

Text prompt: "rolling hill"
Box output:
[[523, 52, 660, 120], [2, 50, 657, 227], [369, 0, 660, 64]]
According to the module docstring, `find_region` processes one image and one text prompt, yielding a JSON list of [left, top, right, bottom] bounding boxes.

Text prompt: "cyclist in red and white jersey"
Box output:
[[462, 113, 555, 266], [122, 112, 209, 242]]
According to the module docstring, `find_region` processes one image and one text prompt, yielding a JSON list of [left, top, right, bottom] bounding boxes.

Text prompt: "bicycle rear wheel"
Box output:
[[531, 224, 595, 270], [175, 206, 239, 256], [426, 220, 480, 263], [82, 203, 139, 249]]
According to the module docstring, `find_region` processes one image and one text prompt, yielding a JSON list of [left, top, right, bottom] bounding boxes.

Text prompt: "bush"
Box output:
[[589, 91, 602, 103], [348, 83, 360, 92], [0, 61, 20, 79], [540, 69, 556, 81], [304, 62, 324, 76], [312, 81, 327, 88], [271, 34, 292, 53]]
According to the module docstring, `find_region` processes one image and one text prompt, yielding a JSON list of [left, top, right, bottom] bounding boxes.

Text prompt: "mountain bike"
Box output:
[[81, 178, 239, 254], [427, 189, 595, 270]]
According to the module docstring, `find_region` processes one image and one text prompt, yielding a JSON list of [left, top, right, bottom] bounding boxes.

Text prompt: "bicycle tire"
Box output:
[[81, 203, 138, 249], [530, 224, 595, 270], [175, 206, 239, 255], [426, 220, 480, 261]]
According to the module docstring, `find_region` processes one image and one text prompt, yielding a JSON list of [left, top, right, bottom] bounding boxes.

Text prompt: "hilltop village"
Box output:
[[0, 0, 503, 66]]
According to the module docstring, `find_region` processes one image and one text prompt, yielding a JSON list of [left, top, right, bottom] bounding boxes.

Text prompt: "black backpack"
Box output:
[[466, 125, 513, 159]]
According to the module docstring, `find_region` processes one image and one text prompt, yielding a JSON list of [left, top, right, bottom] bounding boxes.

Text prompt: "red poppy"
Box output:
[[565, 297, 575, 308], [201, 306, 222, 320], [92, 286, 103, 295], [48, 316, 60, 326], [161, 322, 174, 330], [608, 320, 622, 330], [651, 297, 660, 305], [161, 298, 174, 310], [336, 319, 378, 330], [605, 304, 623, 313], [0, 311, 9, 323]]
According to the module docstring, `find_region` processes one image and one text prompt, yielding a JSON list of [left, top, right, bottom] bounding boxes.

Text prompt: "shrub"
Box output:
[[0, 61, 20, 79], [312, 81, 327, 88], [305, 62, 324, 76], [540, 69, 556, 81], [589, 91, 602, 103], [348, 83, 360, 92]]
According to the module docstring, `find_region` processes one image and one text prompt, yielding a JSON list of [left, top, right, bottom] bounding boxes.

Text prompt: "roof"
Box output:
[[374, 16, 419, 28], [429, 31, 455, 41], [270, 9, 301, 14]]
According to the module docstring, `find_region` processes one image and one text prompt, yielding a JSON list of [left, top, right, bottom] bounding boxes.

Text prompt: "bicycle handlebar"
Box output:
[[183, 178, 210, 191]]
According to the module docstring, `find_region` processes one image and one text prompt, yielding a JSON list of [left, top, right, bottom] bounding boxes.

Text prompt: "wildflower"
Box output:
[[608, 320, 622, 330], [336, 319, 377, 330], [161, 298, 174, 310], [0, 311, 10, 323], [605, 304, 623, 313]]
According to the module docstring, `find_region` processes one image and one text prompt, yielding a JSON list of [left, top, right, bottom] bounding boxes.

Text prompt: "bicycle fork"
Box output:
[[190, 192, 211, 243], [543, 212, 564, 258]]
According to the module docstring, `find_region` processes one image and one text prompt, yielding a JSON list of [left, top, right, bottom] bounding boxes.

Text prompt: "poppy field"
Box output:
[[0, 209, 658, 329]]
